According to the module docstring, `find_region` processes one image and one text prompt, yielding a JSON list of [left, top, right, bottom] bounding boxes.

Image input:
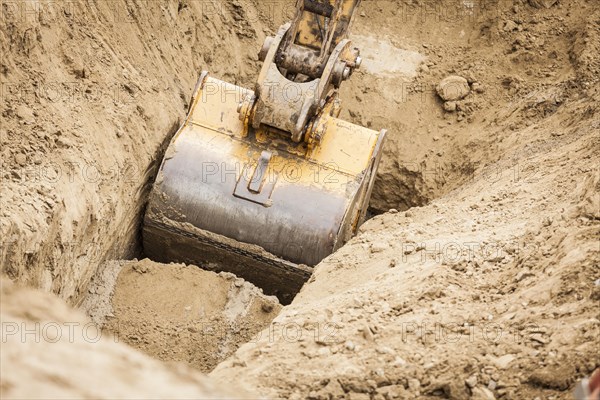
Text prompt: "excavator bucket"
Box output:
[[143, 72, 385, 304]]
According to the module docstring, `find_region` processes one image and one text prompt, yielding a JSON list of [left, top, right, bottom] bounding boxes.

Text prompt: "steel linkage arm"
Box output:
[[238, 0, 363, 143]]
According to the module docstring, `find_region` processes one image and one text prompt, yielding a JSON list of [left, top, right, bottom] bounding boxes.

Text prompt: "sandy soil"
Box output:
[[342, 0, 600, 213], [93, 259, 281, 373], [0, 0, 263, 303], [212, 105, 599, 399], [0, 278, 256, 399], [1, 0, 599, 399]]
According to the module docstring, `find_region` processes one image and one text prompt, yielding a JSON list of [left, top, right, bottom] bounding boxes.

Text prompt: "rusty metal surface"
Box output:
[[143, 0, 385, 302], [287, 0, 361, 56], [149, 124, 353, 266], [252, 24, 322, 140], [303, 0, 334, 17], [253, 33, 358, 142], [277, 43, 323, 78]]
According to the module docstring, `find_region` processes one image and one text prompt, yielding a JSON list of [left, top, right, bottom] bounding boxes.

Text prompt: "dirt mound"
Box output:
[[96, 259, 281, 372], [0, 279, 255, 399]]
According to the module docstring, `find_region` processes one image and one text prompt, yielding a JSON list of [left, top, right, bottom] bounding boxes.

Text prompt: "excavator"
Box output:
[[143, 0, 386, 304]]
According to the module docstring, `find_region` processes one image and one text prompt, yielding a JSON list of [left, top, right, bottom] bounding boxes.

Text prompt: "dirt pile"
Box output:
[[0, 279, 256, 399], [88, 259, 281, 372]]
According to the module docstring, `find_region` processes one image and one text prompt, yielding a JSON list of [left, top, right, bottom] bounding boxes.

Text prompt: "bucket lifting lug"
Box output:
[[233, 150, 276, 207]]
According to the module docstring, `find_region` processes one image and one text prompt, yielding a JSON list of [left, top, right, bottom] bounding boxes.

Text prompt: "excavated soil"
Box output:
[[0, 278, 254, 399], [1, 0, 599, 399], [87, 259, 281, 373], [0, 0, 262, 302]]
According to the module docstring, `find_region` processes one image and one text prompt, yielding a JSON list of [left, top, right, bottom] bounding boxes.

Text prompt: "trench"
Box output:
[[77, 32, 455, 375], [104, 120, 183, 264], [69, 0, 470, 376], [82, 112, 422, 372], [4, 0, 597, 397], [80, 108, 445, 373]]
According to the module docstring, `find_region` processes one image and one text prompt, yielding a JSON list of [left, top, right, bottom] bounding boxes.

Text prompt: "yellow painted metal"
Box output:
[[188, 75, 378, 183], [187, 78, 250, 138], [144, 0, 381, 303]]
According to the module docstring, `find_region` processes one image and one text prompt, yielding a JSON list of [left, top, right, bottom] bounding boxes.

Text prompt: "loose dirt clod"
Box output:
[[0, 279, 255, 399], [436, 75, 470, 101]]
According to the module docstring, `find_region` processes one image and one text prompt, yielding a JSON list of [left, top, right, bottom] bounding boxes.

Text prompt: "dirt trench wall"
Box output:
[[0, 0, 267, 303], [210, 95, 600, 400]]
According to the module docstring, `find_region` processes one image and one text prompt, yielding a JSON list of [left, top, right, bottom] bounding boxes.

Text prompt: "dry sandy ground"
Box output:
[[0, 278, 256, 399], [1, 0, 599, 399], [85, 259, 281, 373], [0, 0, 262, 302], [212, 100, 600, 399]]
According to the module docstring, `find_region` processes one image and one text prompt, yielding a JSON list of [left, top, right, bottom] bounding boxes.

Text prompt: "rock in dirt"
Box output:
[[503, 20, 519, 32], [472, 82, 485, 93], [437, 75, 470, 101], [15, 104, 34, 121], [377, 384, 410, 399], [14, 153, 27, 167], [492, 354, 516, 370], [443, 101, 458, 112], [465, 374, 478, 388], [471, 386, 496, 400], [317, 379, 345, 399], [528, 366, 575, 390]]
